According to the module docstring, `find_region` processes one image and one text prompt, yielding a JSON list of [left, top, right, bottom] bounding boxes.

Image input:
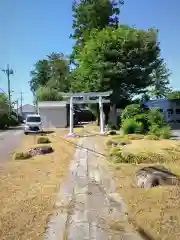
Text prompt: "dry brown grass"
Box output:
[[98, 134, 180, 240], [113, 163, 180, 240], [0, 129, 75, 240]]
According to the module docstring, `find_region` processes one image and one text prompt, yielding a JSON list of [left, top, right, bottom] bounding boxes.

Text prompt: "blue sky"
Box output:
[[0, 0, 179, 105]]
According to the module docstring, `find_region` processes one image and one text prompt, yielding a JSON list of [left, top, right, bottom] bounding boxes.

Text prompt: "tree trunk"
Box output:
[[108, 104, 117, 125]]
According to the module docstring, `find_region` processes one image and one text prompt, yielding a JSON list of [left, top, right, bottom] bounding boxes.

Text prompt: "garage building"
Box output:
[[38, 101, 68, 128]]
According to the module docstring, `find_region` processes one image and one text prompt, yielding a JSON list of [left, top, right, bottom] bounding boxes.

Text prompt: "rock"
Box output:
[[135, 165, 180, 188], [28, 145, 53, 156]]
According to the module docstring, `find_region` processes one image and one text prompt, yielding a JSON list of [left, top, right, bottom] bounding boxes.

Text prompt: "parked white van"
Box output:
[[24, 114, 43, 134]]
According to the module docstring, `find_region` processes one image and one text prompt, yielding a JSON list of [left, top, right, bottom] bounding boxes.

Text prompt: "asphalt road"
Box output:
[[171, 130, 180, 140], [0, 126, 24, 163]]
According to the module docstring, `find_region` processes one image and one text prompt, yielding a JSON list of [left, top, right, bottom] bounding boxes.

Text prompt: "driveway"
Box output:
[[0, 126, 24, 163], [171, 130, 180, 140]]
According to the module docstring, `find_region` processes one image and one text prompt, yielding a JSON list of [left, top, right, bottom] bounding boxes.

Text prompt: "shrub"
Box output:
[[109, 147, 167, 164], [37, 137, 51, 144], [121, 118, 143, 134], [0, 113, 9, 129], [147, 108, 165, 126], [121, 104, 142, 122], [134, 113, 149, 133], [148, 124, 160, 136], [109, 146, 123, 163], [14, 152, 31, 160], [148, 124, 171, 139], [159, 125, 171, 139], [8, 115, 19, 126]]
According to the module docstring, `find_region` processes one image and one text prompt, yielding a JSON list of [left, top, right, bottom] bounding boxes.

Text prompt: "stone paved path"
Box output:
[[45, 137, 143, 240]]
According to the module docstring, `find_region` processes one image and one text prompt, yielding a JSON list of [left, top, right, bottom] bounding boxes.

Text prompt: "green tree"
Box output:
[[149, 60, 171, 99], [36, 86, 63, 101], [168, 90, 180, 100], [29, 52, 71, 96], [29, 59, 51, 94], [0, 93, 9, 129], [71, 26, 161, 123], [46, 52, 70, 92], [71, 0, 123, 62], [0, 93, 8, 113]]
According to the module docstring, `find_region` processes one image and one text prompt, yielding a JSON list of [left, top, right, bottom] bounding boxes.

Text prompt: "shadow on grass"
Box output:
[[137, 227, 157, 240], [74, 124, 84, 128], [42, 130, 55, 135]]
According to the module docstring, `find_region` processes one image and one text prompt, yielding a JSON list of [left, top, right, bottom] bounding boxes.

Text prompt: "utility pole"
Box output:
[[0, 65, 14, 115], [20, 91, 23, 116]]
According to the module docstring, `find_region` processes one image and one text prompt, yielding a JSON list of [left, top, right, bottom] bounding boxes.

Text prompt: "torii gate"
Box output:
[[61, 91, 112, 136]]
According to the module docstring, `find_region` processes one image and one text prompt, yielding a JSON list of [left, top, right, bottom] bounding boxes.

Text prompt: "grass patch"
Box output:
[[37, 136, 51, 144], [106, 138, 131, 147], [108, 147, 169, 164], [112, 163, 180, 240], [144, 135, 159, 140], [126, 134, 145, 140], [14, 152, 32, 160], [100, 133, 180, 240], [0, 129, 75, 240]]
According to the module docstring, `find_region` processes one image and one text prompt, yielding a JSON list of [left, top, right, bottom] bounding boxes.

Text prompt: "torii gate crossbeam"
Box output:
[[61, 91, 112, 136]]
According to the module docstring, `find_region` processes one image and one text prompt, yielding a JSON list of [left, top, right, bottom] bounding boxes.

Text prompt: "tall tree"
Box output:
[[71, 0, 123, 62], [29, 59, 51, 94], [46, 52, 71, 92], [29, 52, 70, 95], [149, 60, 171, 99], [71, 25, 161, 123]]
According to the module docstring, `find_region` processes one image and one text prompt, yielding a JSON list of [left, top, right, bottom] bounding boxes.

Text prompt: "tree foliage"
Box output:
[[36, 86, 63, 101], [29, 52, 70, 94], [0, 93, 9, 113], [71, 0, 123, 62], [168, 90, 180, 100], [149, 60, 171, 99], [46, 52, 70, 91], [30, 59, 51, 94], [71, 25, 161, 106]]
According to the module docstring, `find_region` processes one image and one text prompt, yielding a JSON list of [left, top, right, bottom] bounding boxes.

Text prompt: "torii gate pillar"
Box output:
[[99, 96, 105, 135], [67, 96, 75, 137]]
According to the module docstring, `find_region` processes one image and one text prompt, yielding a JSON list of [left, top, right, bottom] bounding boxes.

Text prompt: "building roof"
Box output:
[[38, 101, 67, 108]]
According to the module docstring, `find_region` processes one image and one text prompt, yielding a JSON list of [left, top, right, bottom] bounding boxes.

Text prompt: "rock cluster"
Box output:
[[135, 165, 180, 188], [28, 145, 53, 156]]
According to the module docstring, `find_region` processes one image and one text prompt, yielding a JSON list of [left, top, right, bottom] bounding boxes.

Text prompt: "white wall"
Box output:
[[145, 99, 180, 122], [39, 106, 67, 128]]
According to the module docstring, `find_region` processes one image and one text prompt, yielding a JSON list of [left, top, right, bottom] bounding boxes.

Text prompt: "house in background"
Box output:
[[18, 104, 37, 120], [144, 99, 180, 123]]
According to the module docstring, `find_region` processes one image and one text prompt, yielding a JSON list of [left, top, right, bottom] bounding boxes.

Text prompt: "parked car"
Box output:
[[24, 114, 43, 134]]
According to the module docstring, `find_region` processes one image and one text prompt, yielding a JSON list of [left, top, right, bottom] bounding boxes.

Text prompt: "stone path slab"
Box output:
[[45, 137, 143, 240]]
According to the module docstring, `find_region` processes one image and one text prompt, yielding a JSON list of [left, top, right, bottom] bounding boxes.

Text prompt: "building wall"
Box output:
[[144, 99, 180, 123], [18, 104, 36, 119], [22, 112, 36, 120], [39, 106, 67, 128]]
